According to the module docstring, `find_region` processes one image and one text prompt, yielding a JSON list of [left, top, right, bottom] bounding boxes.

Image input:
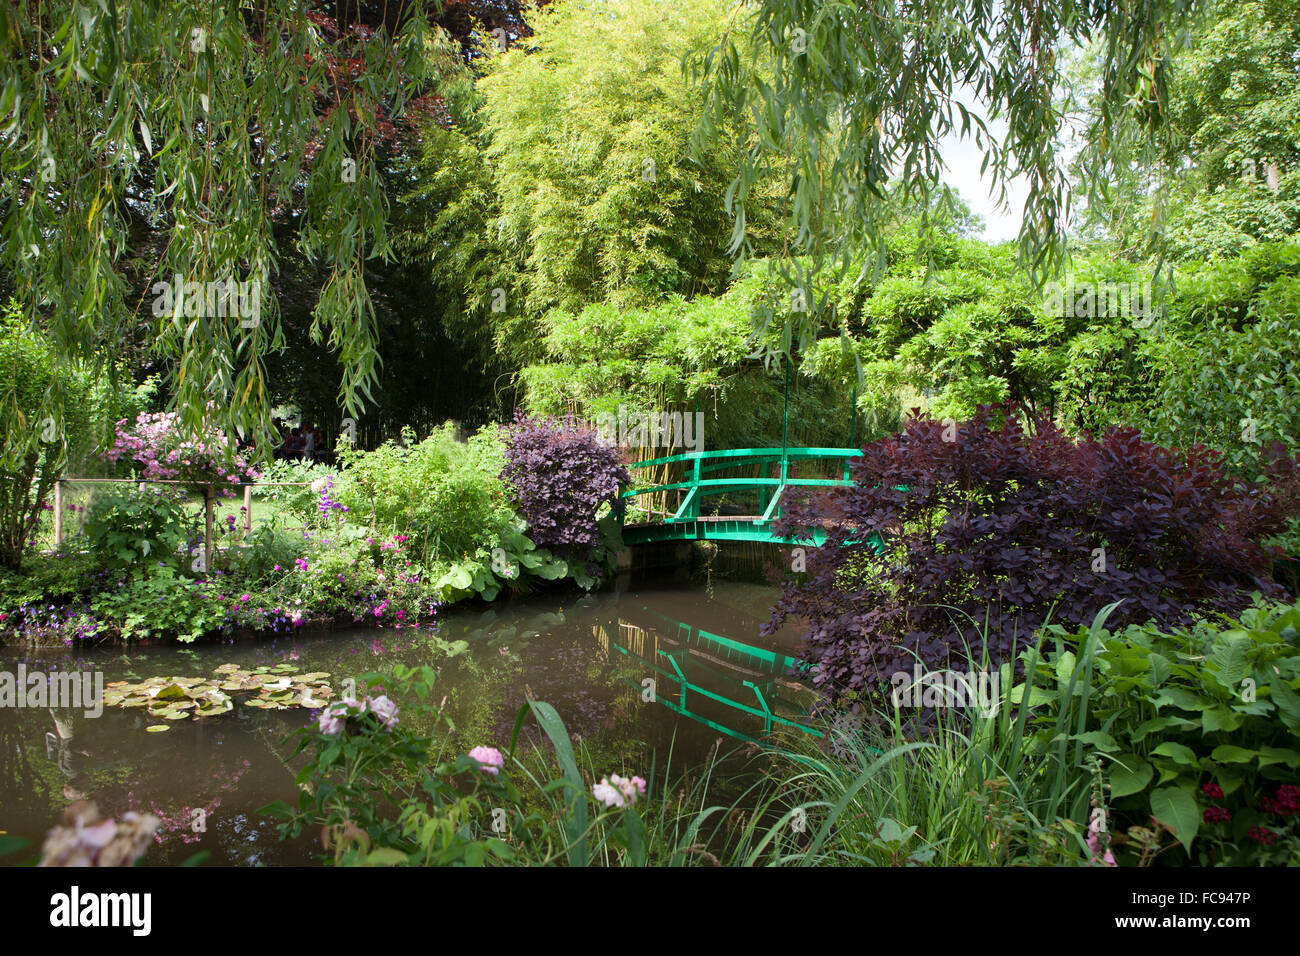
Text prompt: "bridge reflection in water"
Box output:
[[590, 606, 825, 748]]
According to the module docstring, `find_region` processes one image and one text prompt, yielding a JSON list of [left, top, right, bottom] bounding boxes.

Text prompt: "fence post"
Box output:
[[243, 484, 252, 541], [53, 479, 63, 546], [204, 483, 215, 574]]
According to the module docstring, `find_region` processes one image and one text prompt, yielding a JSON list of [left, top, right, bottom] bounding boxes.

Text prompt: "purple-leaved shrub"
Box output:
[[767, 404, 1296, 706], [501, 413, 629, 570]]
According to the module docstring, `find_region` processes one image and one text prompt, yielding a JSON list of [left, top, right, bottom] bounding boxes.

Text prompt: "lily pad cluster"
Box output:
[[105, 663, 335, 732]]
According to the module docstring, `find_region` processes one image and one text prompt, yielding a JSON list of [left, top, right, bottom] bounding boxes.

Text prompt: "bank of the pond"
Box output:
[[0, 538, 635, 648], [0, 580, 817, 866]]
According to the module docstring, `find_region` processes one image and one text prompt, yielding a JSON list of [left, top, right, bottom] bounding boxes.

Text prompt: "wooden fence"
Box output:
[[51, 477, 316, 572]]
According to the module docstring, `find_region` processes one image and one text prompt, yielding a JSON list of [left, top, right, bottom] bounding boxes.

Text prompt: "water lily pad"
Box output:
[[214, 663, 241, 674], [163, 710, 190, 720], [145, 724, 170, 733], [300, 672, 331, 682], [152, 683, 189, 701], [194, 698, 233, 717]]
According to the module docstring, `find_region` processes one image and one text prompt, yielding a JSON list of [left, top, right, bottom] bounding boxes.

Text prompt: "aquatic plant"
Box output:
[[105, 663, 336, 732]]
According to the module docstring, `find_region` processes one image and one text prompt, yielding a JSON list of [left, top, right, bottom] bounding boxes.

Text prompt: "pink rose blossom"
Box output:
[[468, 746, 505, 775]]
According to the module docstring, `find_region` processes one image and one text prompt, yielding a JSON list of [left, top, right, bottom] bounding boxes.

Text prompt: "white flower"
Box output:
[[592, 779, 625, 809], [593, 773, 646, 809]]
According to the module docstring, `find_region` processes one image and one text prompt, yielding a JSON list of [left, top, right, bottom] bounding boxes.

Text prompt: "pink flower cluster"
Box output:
[[468, 746, 505, 775], [1085, 809, 1116, 866], [318, 693, 399, 734], [39, 801, 161, 867], [105, 410, 257, 488]]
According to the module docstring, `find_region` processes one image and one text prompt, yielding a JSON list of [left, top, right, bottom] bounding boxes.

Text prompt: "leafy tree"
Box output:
[[520, 260, 861, 452], [1138, 246, 1300, 480], [801, 237, 1152, 430], [1065, 0, 1300, 258], [0, 307, 94, 570], [691, 0, 1210, 355], [399, 0, 788, 368], [0, 0, 454, 449]]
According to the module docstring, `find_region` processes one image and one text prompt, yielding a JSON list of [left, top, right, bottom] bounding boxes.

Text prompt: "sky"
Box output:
[[938, 122, 1030, 243], [934, 75, 1090, 243]]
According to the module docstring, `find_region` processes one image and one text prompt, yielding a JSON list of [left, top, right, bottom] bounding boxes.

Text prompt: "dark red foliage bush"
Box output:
[[766, 404, 1295, 706], [501, 412, 629, 567]]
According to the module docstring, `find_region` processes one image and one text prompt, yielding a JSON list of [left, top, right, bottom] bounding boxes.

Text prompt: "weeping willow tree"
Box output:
[[1, 0, 1213, 444], [689, 0, 1210, 362], [0, 0, 453, 451]]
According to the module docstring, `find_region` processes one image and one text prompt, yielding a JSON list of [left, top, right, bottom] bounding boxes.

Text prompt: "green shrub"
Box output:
[[1142, 270, 1300, 481], [334, 425, 512, 564], [82, 485, 192, 574], [1022, 599, 1300, 865], [80, 567, 227, 643], [254, 458, 340, 526], [0, 553, 97, 619], [212, 522, 309, 582]]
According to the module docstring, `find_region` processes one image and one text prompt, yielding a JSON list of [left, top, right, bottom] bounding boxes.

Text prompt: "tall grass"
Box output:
[[497, 607, 1123, 865]]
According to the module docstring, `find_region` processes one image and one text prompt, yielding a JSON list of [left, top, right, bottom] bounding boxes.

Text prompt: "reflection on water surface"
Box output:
[[0, 581, 816, 865]]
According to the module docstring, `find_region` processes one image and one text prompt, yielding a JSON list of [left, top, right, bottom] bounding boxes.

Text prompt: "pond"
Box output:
[[0, 580, 817, 866]]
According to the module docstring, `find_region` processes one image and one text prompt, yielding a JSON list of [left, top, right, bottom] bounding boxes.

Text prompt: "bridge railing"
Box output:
[[616, 446, 863, 529]]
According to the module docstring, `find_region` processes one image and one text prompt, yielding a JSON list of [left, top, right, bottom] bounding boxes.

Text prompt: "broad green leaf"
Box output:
[[1150, 786, 1199, 853], [1108, 755, 1154, 797]]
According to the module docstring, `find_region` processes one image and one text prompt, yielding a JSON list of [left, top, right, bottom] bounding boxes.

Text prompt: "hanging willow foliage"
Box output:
[[689, 0, 1208, 363], [0, 0, 447, 450]]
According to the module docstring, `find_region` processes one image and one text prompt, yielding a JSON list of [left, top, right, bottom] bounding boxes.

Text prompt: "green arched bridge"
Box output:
[[615, 446, 863, 546]]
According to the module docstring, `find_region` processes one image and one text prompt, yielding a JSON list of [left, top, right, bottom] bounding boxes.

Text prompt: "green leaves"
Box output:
[[1108, 756, 1153, 797], [511, 699, 589, 867], [0, 0, 443, 446], [1027, 598, 1300, 861], [1150, 786, 1199, 852], [693, 0, 1204, 347]]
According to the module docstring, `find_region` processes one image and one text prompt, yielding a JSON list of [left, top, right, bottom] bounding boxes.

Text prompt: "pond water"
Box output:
[[0, 580, 817, 866]]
